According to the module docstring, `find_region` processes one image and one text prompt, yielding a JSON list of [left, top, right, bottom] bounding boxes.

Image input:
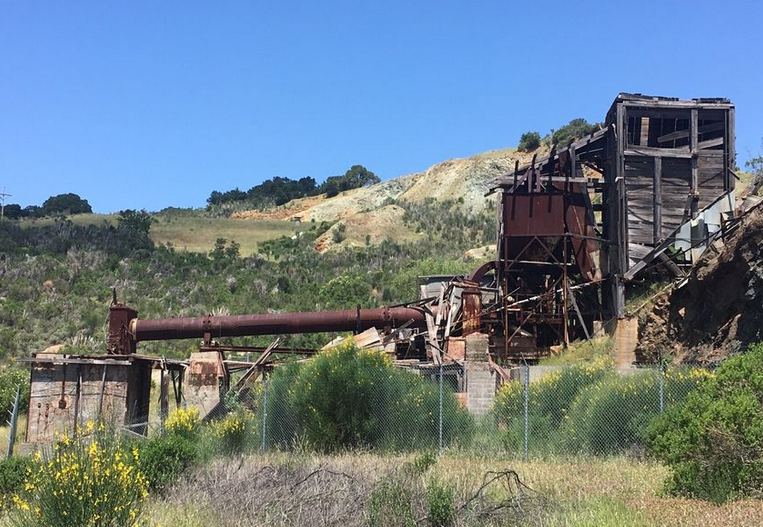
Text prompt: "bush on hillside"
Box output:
[[518, 131, 541, 152], [264, 343, 473, 451], [41, 193, 92, 216], [549, 118, 599, 147], [647, 343, 763, 502]]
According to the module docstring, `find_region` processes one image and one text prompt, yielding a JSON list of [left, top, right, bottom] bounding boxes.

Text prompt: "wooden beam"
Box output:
[[657, 121, 724, 144], [727, 107, 736, 192], [624, 146, 691, 159], [653, 157, 662, 245], [691, 109, 699, 218]]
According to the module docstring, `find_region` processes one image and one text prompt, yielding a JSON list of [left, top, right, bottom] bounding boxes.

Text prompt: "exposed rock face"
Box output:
[[233, 148, 538, 224], [638, 206, 763, 365]]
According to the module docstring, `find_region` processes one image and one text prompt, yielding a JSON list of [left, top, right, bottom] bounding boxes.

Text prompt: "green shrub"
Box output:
[[0, 367, 29, 417], [265, 343, 473, 451], [492, 358, 612, 454], [549, 118, 598, 146], [648, 343, 763, 502], [560, 371, 665, 454], [368, 478, 416, 527], [518, 131, 541, 152], [0, 456, 34, 510], [138, 432, 200, 492], [426, 478, 455, 527]]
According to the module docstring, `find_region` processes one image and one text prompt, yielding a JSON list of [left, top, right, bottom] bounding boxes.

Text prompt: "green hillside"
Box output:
[[19, 212, 300, 256], [0, 199, 492, 360]]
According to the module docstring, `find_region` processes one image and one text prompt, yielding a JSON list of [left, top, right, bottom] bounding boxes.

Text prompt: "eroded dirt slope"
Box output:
[[638, 206, 763, 364]]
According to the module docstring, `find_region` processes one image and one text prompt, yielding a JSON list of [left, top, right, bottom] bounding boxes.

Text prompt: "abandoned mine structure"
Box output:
[[22, 93, 741, 441]]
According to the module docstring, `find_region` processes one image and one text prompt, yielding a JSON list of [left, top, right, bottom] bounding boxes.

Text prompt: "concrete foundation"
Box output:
[[607, 317, 639, 367], [464, 333, 497, 415], [184, 351, 228, 417]]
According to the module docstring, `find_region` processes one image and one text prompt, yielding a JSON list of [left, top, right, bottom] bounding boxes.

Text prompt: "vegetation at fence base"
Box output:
[[647, 342, 763, 502], [0, 457, 34, 510], [493, 358, 611, 454], [425, 478, 455, 527], [138, 432, 201, 492], [209, 410, 254, 455], [559, 368, 712, 455], [264, 343, 473, 451], [7, 424, 148, 527], [492, 359, 708, 456], [164, 407, 200, 439], [134, 406, 207, 492]]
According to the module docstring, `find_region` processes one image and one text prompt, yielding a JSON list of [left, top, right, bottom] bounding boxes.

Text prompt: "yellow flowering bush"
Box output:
[[210, 411, 251, 454], [10, 425, 148, 526], [164, 407, 200, 438]]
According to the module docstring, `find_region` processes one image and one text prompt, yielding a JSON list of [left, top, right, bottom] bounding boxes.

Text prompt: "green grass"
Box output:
[[19, 213, 300, 256], [539, 337, 613, 366]]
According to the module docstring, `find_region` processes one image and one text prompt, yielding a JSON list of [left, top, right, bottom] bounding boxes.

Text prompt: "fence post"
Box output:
[[260, 376, 269, 452], [6, 385, 21, 459], [438, 363, 444, 453], [523, 363, 529, 461], [658, 363, 665, 414]]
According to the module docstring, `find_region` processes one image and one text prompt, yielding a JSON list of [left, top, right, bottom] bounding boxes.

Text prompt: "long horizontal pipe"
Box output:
[[130, 306, 427, 342]]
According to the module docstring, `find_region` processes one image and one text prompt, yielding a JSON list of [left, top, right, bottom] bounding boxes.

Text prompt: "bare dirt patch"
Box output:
[[638, 206, 763, 364]]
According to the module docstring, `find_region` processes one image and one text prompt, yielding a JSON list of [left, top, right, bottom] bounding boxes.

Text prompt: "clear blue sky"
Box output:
[[1, 1, 761, 212]]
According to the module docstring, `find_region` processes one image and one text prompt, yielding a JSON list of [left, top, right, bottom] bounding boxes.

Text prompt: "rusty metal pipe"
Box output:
[[129, 306, 427, 342]]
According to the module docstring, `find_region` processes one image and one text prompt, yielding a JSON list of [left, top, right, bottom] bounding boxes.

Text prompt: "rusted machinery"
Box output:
[[106, 93, 737, 365]]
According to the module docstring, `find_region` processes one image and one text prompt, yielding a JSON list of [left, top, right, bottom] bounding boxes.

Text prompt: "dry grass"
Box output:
[[141, 452, 763, 527], [18, 213, 299, 256], [150, 215, 298, 255], [0, 415, 26, 455]]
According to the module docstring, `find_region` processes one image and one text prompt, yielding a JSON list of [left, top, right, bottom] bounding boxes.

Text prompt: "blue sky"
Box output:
[[1, 0, 761, 212]]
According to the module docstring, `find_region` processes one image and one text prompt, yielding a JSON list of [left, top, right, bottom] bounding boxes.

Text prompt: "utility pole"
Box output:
[[0, 187, 11, 221]]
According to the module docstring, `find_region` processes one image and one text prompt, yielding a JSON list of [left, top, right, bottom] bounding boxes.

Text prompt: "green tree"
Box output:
[[41, 193, 92, 215], [319, 273, 372, 309], [117, 209, 154, 236]]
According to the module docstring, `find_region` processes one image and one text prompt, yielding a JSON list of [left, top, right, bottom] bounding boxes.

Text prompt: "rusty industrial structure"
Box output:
[[22, 93, 740, 441]]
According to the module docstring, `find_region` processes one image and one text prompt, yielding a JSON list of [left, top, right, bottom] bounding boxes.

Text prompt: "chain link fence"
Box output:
[[199, 358, 709, 459]]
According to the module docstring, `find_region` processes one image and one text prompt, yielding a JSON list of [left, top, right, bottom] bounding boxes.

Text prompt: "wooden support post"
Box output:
[[653, 157, 662, 244], [690, 108, 699, 218], [159, 366, 169, 428], [568, 284, 590, 341], [727, 107, 736, 192], [73, 365, 81, 436], [562, 236, 570, 348]]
